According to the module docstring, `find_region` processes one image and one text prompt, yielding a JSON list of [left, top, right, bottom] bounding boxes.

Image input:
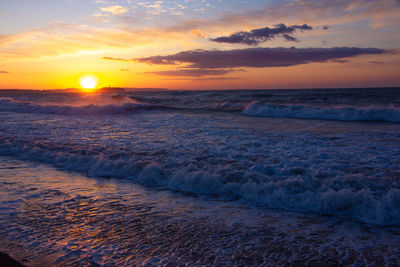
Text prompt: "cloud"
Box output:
[[250, 0, 400, 28], [210, 24, 313, 45], [191, 30, 205, 39], [100, 5, 128, 15], [369, 60, 385, 64], [164, 0, 400, 34], [0, 71, 9, 74], [144, 68, 243, 77], [129, 47, 388, 68], [102, 56, 132, 62], [162, 77, 241, 81], [2, 1, 397, 61], [120, 69, 130, 71], [91, 13, 110, 23], [0, 24, 162, 58]]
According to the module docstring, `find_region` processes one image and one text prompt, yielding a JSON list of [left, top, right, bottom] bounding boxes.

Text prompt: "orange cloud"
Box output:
[[102, 56, 132, 62], [91, 13, 110, 23], [100, 5, 128, 15], [0, 23, 180, 59], [191, 30, 205, 39]]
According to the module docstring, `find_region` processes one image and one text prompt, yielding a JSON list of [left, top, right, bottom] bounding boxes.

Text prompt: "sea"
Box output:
[[0, 87, 399, 266]]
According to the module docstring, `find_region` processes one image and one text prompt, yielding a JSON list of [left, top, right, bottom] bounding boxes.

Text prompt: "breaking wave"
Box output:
[[242, 101, 400, 122], [2, 96, 400, 123], [0, 97, 155, 115], [1, 89, 399, 227], [0, 137, 399, 227]]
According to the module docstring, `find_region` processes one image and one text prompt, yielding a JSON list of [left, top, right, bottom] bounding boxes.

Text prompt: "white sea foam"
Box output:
[[243, 101, 400, 122], [0, 134, 399, 227]]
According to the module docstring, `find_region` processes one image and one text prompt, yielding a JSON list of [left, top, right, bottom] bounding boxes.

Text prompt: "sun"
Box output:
[[79, 74, 98, 92]]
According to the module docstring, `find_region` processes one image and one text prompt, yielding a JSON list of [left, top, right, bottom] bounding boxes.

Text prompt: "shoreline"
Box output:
[[0, 157, 399, 266]]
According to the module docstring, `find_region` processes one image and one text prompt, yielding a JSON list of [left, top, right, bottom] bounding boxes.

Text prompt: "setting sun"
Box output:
[[79, 75, 98, 91]]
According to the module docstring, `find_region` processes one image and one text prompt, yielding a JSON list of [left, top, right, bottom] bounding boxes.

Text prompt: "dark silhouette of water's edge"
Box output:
[[0, 252, 26, 267]]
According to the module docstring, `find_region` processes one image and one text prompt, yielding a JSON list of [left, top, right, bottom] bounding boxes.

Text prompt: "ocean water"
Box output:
[[0, 88, 399, 265]]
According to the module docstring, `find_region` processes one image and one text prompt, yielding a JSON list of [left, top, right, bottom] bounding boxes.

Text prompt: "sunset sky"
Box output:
[[0, 0, 399, 90]]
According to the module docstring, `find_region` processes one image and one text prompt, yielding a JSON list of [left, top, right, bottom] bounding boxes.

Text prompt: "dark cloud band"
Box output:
[[210, 24, 313, 45], [127, 47, 387, 69], [144, 68, 243, 77]]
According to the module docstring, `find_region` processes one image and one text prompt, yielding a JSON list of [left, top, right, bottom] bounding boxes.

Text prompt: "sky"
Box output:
[[0, 0, 399, 90]]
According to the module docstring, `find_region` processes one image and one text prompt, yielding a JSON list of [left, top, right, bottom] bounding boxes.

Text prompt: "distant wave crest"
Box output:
[[0, 97, 154, 115], [242, 101, 400, 122], [2, 96, 400, 122]]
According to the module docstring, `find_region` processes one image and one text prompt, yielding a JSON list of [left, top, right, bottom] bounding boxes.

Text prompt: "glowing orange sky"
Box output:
[[0, 0, 399, 90]]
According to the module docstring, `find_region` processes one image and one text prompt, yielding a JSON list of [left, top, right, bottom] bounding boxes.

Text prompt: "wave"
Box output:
[[242, 101, 400, 122], [0, 97, 155, 115], [2, 95, 400, 123], [0, 137, 399, 227]]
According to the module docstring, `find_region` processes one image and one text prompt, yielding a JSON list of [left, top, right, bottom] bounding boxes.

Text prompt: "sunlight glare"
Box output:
[[79, 75, 98, 91]]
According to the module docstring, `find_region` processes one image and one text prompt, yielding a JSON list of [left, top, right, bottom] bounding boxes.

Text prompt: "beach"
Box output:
[[1, 157, 399, 266]]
